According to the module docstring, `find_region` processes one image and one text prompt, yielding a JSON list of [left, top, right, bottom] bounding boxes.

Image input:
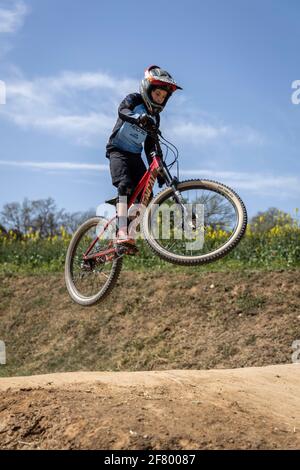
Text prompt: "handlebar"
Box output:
[[151, 130, 163, 157], [145, 127, 180, 183]]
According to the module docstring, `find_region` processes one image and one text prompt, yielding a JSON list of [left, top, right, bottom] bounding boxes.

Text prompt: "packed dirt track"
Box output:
[[0, 364, 300, 449], [1, 269, 300, 448]]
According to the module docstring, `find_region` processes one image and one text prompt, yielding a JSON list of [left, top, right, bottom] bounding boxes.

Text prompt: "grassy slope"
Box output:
[[0, 268, 299, 377]]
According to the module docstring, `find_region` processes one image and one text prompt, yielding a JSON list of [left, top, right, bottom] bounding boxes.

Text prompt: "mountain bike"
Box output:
[[65, 129, 247, 306]]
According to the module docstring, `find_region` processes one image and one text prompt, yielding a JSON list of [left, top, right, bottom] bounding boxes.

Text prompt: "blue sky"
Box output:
[[0, 0, 300, 219]]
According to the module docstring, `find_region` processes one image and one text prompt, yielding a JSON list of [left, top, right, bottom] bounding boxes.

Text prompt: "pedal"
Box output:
[[115, 243, 139, 257]]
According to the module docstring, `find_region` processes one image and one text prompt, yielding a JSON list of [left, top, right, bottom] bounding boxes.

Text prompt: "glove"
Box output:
[[137, 114, 156, 132]]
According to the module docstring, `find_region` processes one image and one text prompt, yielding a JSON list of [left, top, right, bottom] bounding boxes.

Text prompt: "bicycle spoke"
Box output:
[[98, 271, 109, 279], [70, 222, 117, 298], [148, 185, 238, 258]]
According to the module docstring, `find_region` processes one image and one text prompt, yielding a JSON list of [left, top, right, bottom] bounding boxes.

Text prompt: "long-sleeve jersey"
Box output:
[[106, 93, 160, 161]]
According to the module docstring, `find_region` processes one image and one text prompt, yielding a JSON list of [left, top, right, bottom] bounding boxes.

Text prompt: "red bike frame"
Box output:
[[83, 155, 161, 261]]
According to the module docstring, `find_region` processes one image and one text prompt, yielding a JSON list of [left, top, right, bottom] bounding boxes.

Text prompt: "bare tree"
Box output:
[[0, 198, 95, 237], [60, 209, 95, 233], [190, 193, 235, 230], [30, 198, 62, 237], [1, 202, 22, 232], [22, 198, 34, 233]]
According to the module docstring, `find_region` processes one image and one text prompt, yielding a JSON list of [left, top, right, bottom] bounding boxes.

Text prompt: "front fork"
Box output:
[[160, 163, 197, 230]]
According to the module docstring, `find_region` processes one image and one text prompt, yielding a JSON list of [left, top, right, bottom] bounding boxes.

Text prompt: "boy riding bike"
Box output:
[[105, 65, 183, 250], [65, 69, 247, 306], [65, 70, 248, 306]]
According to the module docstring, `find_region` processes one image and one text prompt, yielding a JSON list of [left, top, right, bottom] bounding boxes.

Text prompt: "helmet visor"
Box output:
[[147, 77, 179, 93]]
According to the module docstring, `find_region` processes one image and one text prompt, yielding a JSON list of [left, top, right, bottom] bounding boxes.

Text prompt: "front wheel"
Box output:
[[141, 179, 247, 266]]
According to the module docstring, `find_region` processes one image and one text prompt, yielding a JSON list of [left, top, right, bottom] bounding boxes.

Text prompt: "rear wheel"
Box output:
[[141, 179, 247, 265], [65, 216, 122, 306]]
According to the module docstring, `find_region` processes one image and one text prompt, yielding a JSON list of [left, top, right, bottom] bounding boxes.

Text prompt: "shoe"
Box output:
[[114, 237, 139, 255], [115, 236, 136, 245]]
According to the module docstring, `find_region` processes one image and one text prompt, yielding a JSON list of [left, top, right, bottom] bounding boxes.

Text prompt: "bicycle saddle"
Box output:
[[105, 196, 119, 206]]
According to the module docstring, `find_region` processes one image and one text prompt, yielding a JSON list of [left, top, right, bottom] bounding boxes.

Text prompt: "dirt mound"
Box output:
[[0, 364, 300, 449], [0, 269, 300, 376], [1, 269, 300, 449]]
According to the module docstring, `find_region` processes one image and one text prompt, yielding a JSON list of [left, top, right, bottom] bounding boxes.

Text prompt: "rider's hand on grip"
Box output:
[[137, 114, 156, 133]]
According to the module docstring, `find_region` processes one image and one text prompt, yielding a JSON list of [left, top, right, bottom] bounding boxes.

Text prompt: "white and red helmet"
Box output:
[[140, 65, 182, 114]]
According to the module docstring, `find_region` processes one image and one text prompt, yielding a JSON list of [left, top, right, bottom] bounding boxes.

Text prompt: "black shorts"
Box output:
[[108, 150, 147, 191]]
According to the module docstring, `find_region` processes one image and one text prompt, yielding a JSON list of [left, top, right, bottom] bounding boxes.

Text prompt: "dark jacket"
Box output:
[[106, 93, 160, 164]]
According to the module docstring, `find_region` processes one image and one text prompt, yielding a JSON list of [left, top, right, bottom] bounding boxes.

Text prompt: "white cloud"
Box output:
[[11, 112, 115, 145], [170, 122, 228, 140], [0, 160, 109, 171], [180, 168, 300, 195], [46, 70, 138, 95], [0, 70, 138, 146], [165, 98, 265, 146], [0, 0, 29, 33], [167, 121, 264, 146], [0, 158, 298, 198], [0, 67, 265, 149]]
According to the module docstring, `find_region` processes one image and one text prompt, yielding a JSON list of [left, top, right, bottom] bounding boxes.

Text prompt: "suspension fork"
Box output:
[[160, 162, 197, 228], [160, 162, 186, 210], [153, 132, 191, 220]]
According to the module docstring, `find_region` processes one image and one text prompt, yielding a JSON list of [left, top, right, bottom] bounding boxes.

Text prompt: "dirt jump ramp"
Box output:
[[0, 364, 299, 449]]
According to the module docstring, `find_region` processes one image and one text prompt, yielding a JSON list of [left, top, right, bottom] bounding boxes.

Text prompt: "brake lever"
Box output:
[[147, 128, 162, 139]]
